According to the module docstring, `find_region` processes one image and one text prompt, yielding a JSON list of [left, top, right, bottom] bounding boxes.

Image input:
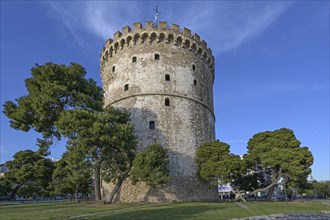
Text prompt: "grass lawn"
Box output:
[[0, 200, 328, 220]]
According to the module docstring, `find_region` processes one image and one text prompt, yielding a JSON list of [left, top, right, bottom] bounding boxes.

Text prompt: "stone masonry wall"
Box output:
[[100, 21, 217, 202]]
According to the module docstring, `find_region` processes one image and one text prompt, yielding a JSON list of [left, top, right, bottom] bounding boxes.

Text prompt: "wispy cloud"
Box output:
[[46, 1, 292, 54], [177, 1, 293, 53]]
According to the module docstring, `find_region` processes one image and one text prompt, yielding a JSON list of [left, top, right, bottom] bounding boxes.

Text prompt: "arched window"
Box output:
[[150, 33, 157, 44], [141, 33, 148, 43], [159, 33, 165, 43], [126, 36, 132, 46], [176, 37, 182, 46], [133, 34, 140, 45], [120, 39, 125, 49], [124, 84, 129, 91], [155, 53, 160, 60], [184, 39, 190, 49], [165, 98, 170, 106], [165, 74, 170, 81], [192, 64, 196, 71], [149, 121, 155, 129], [105, 51, 108, 62], [168, 34, 174, 44], [132, 56, 137, 63]]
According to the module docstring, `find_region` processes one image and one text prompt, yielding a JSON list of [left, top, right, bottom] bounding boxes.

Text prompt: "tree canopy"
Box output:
[[3, 150, 54, 200], [51, 147, 93, 202], [130, 144, 170, 188], [196, 141, 245, 186], [195, 128, 314, 202], [245, 128, 313, 200], [2, 62, 137, 202], [55, 107, 137, 201], [3, 63, 103, 154]]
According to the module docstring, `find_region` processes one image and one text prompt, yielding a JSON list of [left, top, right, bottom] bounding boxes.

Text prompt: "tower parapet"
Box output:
[[100, 21, 215, 82], [101, 21, 217, 202]]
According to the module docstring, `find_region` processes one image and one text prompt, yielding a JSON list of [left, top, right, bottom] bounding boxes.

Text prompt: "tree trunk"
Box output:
[[248, 169, 283, 201], [74, 183, 79, 203], [266, 170, 280, 201], [108, 170, 130, 204], [94, 160, 102, 202], [235, 189, 247, 202], [9, 183, 25, 200], [266, 185, 276, 201], [9, 189, 18, 200]]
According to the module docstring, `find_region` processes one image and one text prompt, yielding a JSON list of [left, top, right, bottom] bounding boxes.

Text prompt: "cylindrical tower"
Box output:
[[100, 21, 216, 202]]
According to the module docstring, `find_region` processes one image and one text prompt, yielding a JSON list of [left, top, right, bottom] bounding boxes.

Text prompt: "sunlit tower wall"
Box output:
[[100, 21, 216, 202]]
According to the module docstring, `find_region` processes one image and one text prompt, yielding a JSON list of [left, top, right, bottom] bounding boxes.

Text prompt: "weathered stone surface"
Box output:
[[100, 22, 217, 202]]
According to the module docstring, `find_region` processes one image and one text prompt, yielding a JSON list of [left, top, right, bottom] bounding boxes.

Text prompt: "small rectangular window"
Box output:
[[124, 84, 129, 91], [194, 80, 197, 86], [155, 54, 160, 60], [149, 121, 155, 129], [165, 74, 170, 81], [192, 65, 196, 71], [165, 98, 170, 106], [132, 57, 137, 63], [112, 66, 115, 72]]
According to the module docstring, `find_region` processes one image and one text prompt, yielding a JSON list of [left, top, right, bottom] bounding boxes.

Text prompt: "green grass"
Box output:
[[0, 200, 328, 220]]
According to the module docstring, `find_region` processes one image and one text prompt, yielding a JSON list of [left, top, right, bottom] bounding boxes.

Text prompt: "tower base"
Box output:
[[102, 176, 218, 203]]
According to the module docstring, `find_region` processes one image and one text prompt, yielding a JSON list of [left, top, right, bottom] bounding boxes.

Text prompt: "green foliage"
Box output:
[[0, 178, 11, 196], [196, 140, 245, 186], [305, 180, 330, 198], [246, 128, 314, 187], [50, 147, 93, 197], [130, 144, 170, 188], [55, 107, 137, 200], [3, 150, 54, 199], [3, 62, 103, 154]]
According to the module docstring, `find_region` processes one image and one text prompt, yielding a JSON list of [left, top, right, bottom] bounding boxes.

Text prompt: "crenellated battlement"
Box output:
[[100, 21, 215, 72]]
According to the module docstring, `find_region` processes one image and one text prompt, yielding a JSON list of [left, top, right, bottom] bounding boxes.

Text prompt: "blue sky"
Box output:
[[1, 1, 329, 181]]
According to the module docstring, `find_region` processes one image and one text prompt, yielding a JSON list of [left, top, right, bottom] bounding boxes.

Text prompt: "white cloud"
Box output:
[[176, 1, 293, 53], [46, 1, 292, 54]]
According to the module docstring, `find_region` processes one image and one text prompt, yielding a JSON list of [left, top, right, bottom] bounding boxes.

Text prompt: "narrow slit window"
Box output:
[[165, 74, 170, 81], [165, 98, 170, 106], [149, 121, 155, 129], [155, 53, 160, 60], [192, 64, 196, 71], [194, 79, 197, 86], [112, 66, 115, 72], [132, 56, 137, 63], [124, 84, 129, 91]]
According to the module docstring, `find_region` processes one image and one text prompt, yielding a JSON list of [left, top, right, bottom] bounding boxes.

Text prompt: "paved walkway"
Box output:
[[233, 213, 330, 220]]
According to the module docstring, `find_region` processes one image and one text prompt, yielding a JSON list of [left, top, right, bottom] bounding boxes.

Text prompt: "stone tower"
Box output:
[[100, 21, 216, 202]]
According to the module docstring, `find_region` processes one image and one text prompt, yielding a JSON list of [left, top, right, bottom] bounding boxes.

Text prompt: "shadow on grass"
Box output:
[[90, 204, 225, 220]]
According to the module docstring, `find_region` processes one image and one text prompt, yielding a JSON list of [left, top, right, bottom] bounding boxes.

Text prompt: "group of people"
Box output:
[[218, 191, 236, 201]]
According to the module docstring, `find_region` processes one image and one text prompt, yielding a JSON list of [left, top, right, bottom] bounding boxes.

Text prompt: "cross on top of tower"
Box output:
[[153, 6, 161, 27]]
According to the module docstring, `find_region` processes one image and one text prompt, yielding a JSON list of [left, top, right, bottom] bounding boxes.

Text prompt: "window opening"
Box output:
[[112, 66, 115, 72], [192, 64, 196, 71], [132, 57, 137, 63], [165, 74, 170, 81], [155, 53, 160, 60], [194, 80, 197, 86], [149, 121, 155, 129], [165, 98, 170, 106], [124, 84, 129, 91]]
